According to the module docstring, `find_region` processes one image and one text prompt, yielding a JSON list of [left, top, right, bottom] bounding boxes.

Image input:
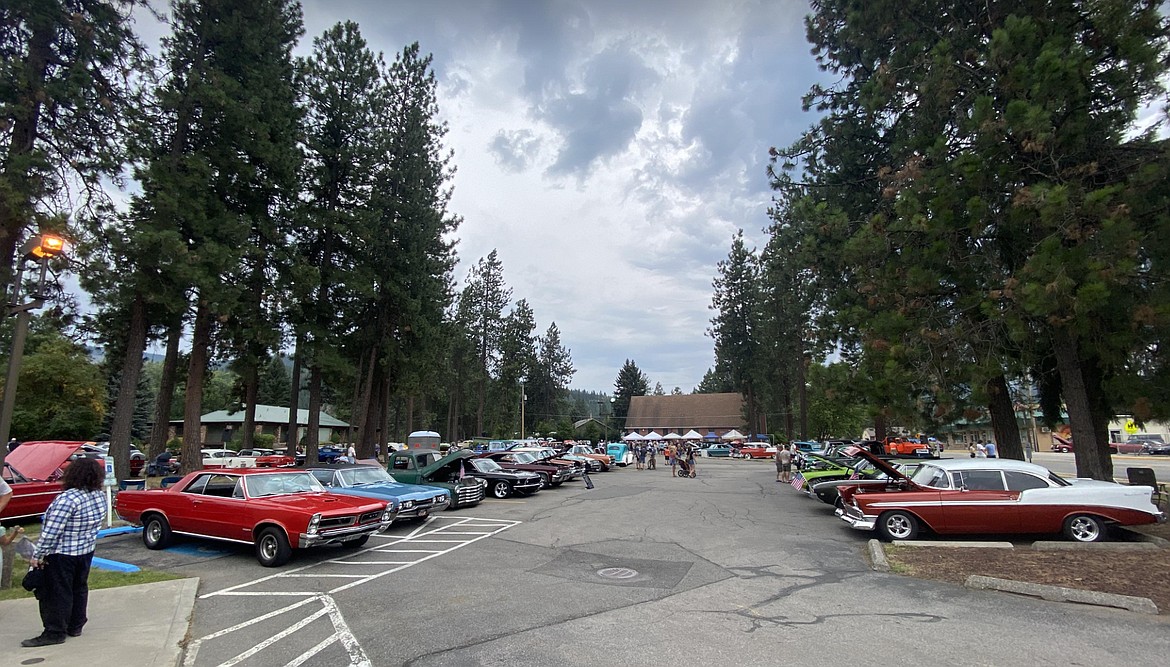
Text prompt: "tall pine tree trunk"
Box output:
[[353, 346, 378, 450], [240, 365, 258, 450], [180, 300, 213, 474], [874, 414, 887, 441], [407, 396, 414, 434], [798, 355, 808, 440], [1083, 355, 1115, 480], [986, 374, 1023, 460], [306, 364, 322, 464], [394, 396, 403, 442], [110, 296, 148, 480], [285, 335, 302, 456], [1052, 329, 1109, 479], [148, 318, 182, 458], [0, 24, 51, 290], [346, 353, 364, 445], [380, 374, 391, 454]]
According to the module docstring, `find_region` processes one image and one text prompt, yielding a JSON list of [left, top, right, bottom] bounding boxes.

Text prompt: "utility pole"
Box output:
[[0, 235, 66, 468], [520, 381, 526, 440]]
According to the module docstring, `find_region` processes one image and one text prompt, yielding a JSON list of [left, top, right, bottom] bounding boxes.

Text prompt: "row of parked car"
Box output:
[[112, 442, 615, 567], [782, 442, 1166, 543]]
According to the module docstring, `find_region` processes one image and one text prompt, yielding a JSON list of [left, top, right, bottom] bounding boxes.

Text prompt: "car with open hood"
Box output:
[[2, 441, 88, 522], [459, 457, 542, 498], [564, 444, 613, 471], [387, 449, 486, 509], [303, 463, 449, 521], [836, 450, 1166, 542], [511, 446, 592, 473], [478, 450, 573, 489], [114, 468, 396, 566]]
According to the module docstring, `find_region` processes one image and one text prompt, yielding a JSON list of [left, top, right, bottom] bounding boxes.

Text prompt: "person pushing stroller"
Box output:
[[675, 442, 697, 478]]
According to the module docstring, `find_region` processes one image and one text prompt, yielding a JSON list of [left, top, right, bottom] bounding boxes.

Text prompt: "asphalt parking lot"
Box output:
[[95, 458, 1169, 667]]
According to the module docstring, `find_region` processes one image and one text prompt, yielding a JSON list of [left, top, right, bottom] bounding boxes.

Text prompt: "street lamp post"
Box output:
[[0, 235, 66, 463], [520, 381, 526, 441]]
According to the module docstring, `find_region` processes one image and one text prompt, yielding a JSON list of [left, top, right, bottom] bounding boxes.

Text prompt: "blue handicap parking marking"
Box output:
[[164, 543, 236, 557]]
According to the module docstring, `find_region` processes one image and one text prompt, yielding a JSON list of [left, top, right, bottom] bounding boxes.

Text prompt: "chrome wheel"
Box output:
[[878, 511, 918, 541], [885, 515, 912, 539], [493, 481, 511, 499], [260, 535, 279, 561], [146, 522, 162, 544], [1066, 515, 1104, 542]]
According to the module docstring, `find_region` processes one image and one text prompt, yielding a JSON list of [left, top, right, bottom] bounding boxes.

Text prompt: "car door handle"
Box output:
[[192, 500, 202, 505]]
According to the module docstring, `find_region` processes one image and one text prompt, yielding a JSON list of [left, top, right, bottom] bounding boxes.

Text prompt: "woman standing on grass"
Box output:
[[22, 457, 106, 648]]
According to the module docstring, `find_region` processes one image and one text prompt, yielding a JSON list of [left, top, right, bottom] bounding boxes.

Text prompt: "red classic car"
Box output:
[[114, 468, 397, 566], [738, 444, 776, 459], [2, 441, 87, 522], [837, 451, 1165, 542]]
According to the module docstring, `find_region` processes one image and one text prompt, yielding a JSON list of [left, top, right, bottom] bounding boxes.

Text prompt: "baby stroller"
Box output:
[[675, 450, 697, 478]]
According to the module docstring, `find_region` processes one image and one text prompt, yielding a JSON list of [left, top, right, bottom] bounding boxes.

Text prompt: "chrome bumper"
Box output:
[[1156, 511, 1167, 524], [298, 520, 391, 548], [835, 506, 876, 532]]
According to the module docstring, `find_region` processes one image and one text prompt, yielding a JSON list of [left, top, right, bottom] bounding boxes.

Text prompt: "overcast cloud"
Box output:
[[130, 0, 828, 392]]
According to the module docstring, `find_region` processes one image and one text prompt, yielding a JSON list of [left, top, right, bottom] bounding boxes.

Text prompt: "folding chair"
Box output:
[[1126, 467, 1168, 509]]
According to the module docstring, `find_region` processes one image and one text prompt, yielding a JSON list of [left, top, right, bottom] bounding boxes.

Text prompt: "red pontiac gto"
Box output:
[[2, 441, 87, 522], [837, 451, 1165, 542], [114, 468, 397, 566]]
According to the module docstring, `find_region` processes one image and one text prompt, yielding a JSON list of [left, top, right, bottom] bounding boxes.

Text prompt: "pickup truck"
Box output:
[[387, 449, 486, 509]]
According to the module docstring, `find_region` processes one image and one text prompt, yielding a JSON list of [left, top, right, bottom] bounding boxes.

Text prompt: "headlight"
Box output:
[[308, 513, 321, 535], [381, 506, 395, 521], [436, 495, 447, 504], [401, 500, 414, 509]]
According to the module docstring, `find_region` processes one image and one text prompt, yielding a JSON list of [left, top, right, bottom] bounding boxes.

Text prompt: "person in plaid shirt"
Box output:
[[22, 458, 106, 648]]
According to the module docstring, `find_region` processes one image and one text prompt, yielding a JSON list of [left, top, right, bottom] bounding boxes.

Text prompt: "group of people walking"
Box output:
[[967, 441, 998, 458], [631, 441, 697, 475]]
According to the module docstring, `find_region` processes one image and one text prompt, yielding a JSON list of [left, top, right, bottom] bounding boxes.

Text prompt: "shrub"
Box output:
[[254, 433, 276, 448]]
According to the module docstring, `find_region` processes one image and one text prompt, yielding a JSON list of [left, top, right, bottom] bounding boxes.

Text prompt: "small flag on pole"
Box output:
[[790, 473, 804, 490], [848, 470, 860, 480]]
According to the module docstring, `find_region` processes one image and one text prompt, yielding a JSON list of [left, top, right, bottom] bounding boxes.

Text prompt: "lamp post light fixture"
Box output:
[[0, 234, 68, 456]]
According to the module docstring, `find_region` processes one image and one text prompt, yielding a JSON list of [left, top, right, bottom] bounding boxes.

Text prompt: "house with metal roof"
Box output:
[[623, 393, 746, 439], [169, 404, 349, 445]]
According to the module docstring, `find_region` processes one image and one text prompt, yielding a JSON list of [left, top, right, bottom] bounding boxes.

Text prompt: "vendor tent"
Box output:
[[721, 429, 746, 441], [645, 431, 663, 440], [663, 433, 683, 440], [682, 430, 704, 440], [622, 432, 643, 441]]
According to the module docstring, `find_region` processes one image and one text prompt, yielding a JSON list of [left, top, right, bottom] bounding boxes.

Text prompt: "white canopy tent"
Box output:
[[681, 430, 703, 441], [663, 433, 683, 441], [645, 431, 663, 440], [721, 429, 746, 441], [622, 432, 643, 441]]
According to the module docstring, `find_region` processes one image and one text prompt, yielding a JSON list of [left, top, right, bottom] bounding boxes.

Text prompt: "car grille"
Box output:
[[358, 510, 383, 524], [457, 484, 484, 504], [319, 515, 356, 529]]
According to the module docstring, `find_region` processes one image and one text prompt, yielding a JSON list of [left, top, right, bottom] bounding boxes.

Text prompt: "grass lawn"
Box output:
[[0, 556, 182, 602]]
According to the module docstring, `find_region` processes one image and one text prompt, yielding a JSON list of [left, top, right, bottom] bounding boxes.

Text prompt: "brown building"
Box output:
[[623, 393, 746, 437]]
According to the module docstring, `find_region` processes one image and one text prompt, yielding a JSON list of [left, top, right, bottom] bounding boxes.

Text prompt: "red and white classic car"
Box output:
[[837, 452, 1166, 542], [114, 468, 397, 566], [1, 441, 87, 522]]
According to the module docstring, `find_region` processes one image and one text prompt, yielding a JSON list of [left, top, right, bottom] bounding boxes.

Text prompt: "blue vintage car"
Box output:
[[704, 444, 732, 457], [304, 464, 449, 521], [606, 443, 634, 467]]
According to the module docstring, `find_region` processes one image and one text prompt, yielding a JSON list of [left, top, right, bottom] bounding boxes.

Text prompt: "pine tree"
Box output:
[[612, 359, 649, 421], [653, 382, 665, 396], [459, 250, 511, 437], [530, 322, 574, 430], [257, 355, 291, 406], [709, 230, 763, 438]]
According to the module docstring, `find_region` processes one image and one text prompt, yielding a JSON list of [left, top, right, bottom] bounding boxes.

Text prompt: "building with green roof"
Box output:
[[169, 404, 349, 445]]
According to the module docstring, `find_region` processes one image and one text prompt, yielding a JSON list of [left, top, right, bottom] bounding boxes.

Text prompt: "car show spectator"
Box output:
[[346, 443, 357, 464], [7, 438, 19, 453], [968, 442, 977, 458], [776, 447, 792, 483], [23, 458, 106, 647], [976, 443, 988, 458], [985, 441, 997, 458], [647, 442, 657, 470]]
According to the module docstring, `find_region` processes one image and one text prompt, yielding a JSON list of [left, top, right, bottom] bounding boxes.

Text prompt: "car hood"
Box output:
[[419, 450, 478, 479], [6, 441, 86, 481], [254, 492, 385, 516], [477, 470, 538, 480], [848, 449, 909, 482], [349, 481, 447, 500]]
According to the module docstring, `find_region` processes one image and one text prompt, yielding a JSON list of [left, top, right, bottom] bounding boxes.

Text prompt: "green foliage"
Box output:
[[256, 355, 291, 406], [528, 322, 574, 429], [805, 363, 868, 441], [3, 329, 105, 440], [612, 359, 649, 420], [254, 433, 276, 449]]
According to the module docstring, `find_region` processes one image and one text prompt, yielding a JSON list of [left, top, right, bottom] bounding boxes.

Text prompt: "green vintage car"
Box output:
[[387, 449, 486, 509], [790, 454, 857, 491]]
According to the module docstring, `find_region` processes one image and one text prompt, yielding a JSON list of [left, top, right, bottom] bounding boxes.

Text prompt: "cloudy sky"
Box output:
[[130, 0, 828, 392]]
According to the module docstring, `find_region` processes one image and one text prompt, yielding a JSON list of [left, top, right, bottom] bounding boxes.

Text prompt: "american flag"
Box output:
[[790, 473, 804, 490], [848, 470, 860, 480]]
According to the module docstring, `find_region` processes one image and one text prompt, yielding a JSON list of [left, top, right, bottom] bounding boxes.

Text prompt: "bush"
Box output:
[[166, 438, 182, 454], [254, 433, 277, 448], [330, 431, 341, 444]]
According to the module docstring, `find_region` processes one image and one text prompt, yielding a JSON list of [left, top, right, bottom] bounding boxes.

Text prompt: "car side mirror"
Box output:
[[960, 485, 969, 492]]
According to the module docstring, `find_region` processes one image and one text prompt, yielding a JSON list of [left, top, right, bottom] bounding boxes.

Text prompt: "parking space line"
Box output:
[[217, 606, 331, 667], [373, 549, 444, 553], [284, 633, 339, 667], [329, 560, 414, 565], [281, 574, 367, 578]]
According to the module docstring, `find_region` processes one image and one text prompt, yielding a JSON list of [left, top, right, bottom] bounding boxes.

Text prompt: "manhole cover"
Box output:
[[597, 567, 638, 579]]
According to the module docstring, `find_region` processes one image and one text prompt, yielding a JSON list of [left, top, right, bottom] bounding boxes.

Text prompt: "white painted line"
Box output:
[[329, 560, 414, 565], [373, 549, 444, 553], [183, 596, 320, 666], [283, 633, 338, 667], [436, 531, 492, 535], [399, 539, 469, 543], [218, 606, 331, 666], [280, 574, 367, 578]]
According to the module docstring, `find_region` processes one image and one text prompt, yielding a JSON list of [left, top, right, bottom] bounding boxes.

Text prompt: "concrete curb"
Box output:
[[1032, 540, 1159, 551], [898, 540, 1014, 548], [964, 575, 1159, 615], [868, 539, 890, 572], [1115, 527, 1170, 548], [160, 577, 199, 667]]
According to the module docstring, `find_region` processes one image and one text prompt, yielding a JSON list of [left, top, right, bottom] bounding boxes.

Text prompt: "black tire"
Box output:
[[551, 481, 563, 487], [877, 511, 919, 541], [345, 535, 370, 548], [1064, 514, 1107, 543], [142, 514, 172, 550], [255, 526, 292, 567], [492, 481, 512, 499], [537, 473, 550, 490]]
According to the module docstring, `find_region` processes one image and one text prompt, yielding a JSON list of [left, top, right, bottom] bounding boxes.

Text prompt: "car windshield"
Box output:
[[910, 465, 950, 488], [510, 452, 537, 464], [340, 467, 394, 486], [473, 459, 501, 473], [244, 472, 325, 498]]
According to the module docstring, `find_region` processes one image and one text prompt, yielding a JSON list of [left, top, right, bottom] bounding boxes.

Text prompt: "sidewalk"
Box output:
[[0, 577, 198, 667]]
